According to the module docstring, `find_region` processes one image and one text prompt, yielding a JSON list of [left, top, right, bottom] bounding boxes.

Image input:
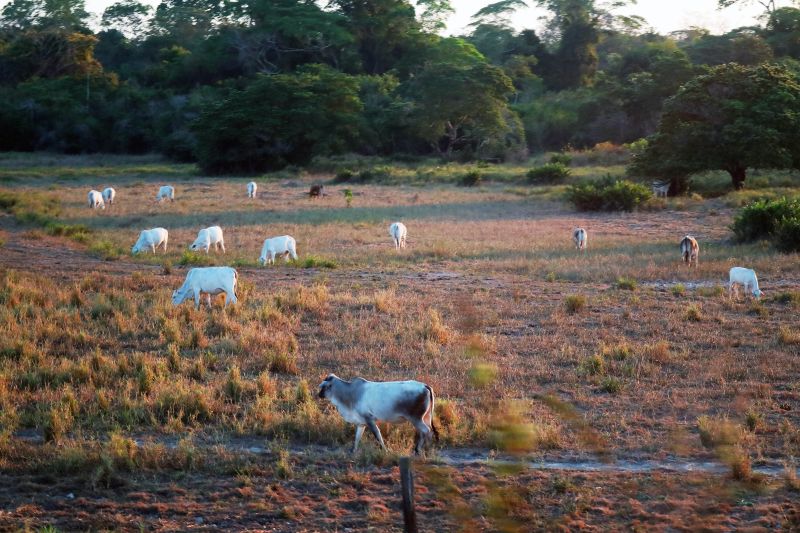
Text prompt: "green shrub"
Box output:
[[564, 294, 586, 314], [616, 277, 637, 291], [731, 197, 800, 242], [527, 162, 570, 183], [460, 170, 483, 187], [566, 177, 652, 211], [549, 152, 572, 166], [775, 217, 800, 253], [601, 377, 623, 394]]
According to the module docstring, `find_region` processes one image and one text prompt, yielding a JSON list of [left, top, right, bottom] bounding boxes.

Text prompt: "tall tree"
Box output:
[[101, 0, 151, 38], [1, 0, 90, 30], [632, 63, 800, 190]]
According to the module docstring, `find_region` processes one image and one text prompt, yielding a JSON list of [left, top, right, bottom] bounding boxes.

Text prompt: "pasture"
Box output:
[[0, 153, 799, 530]]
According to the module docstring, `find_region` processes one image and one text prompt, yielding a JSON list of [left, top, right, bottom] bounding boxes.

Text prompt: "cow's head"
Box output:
[[318, 374, 337, 399]]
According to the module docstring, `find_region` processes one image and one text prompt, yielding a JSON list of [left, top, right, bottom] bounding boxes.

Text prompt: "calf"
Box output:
[[573, 227, 587, 251], [389, 222, 407, 249], [172, 267, 238, 309], [259, 235, 298, 265], [680, 235, 699, 268], [318, 374, 438, 455], [728, 267, 763, 300]]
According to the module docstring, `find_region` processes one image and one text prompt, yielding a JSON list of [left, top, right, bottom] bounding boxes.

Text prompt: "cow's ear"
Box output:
[[325, 374, 335, 382]]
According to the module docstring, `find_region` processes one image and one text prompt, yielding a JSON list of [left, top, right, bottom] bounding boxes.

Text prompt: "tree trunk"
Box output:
[[728, 166, 746, 190]]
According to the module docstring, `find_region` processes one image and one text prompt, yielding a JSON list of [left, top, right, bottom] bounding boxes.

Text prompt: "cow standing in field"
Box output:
[[309, 184, 324, 198], [389, 222, 407, 249], [131, 228, 168, 254], [680, 235, 699, 268], [318, 374, 438, 455], [102, 187, 116, 206], [573, 228, 587, 251], [190, 226, 225, 254], [259, 235, 298, 265], [88, 190, 105, 210], [172, 267, 238, 309], [156, 185, 175, 202], [247, 182, 257, 198], [728, 267, 763, 300]]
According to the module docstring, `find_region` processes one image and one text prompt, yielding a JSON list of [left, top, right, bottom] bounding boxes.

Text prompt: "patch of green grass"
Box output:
[[697, 285, 725, 298], [616, 277, 637, 291], [671, 284, 686, 297], [298, 256, 338, 269], [601, 376, 623, 394], [178, 251, 216, 266], [88, 240, 125, 261]]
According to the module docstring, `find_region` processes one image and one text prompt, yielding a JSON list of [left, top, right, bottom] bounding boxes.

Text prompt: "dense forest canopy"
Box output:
[[1, 0, 800, 173]]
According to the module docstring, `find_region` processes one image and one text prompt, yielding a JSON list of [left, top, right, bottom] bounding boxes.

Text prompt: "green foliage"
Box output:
[[616, 277, 637, 291], [731, 197, 800, 242], [527, 162, 570, 183], [194, 65, 363, 173], [564, 294, 586, 314], [459, 169, 483, 187], [566, 176, 652, 211], [549, 152, 572, 165], [775, 216, 800, 252], [632, 63, 800, 190]]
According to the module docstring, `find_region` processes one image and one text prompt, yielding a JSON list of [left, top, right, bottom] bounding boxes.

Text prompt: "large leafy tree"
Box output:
[[632, 63, 800, 190], [763, 7, 800, 58], [1, 0, 90, 30], [402, 38, 518, 158], [193, 64, 363, 173]]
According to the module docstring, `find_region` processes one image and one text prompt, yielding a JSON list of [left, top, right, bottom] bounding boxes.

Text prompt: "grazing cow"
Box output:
[[259, 235, 298, 265], [573, 227, 587, 251], [156, 185, 175, 202], [102, 187, 116, 205], [318, 374, 438, 455], [190, 226, 225, 254], [680, 235, 699, 268], [309, 184, 324, 198], [247, 182, 257, 198], [131, 228, 168, 255], [652, 181, 669, 198], [88, 190, 105, 210], [389, 222, 407, 249], [172, 267, 238, 309], [728, 267, 763, 300]]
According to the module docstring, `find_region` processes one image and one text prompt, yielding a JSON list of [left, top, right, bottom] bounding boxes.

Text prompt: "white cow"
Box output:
[[389, 222, 407, 249], [259, 235, 298, 265], [88, 190, 105, 210], [247, 182, 257, 198], [190, 226, 225, 254], [318, 374, 438, 455], [729, 267, 763, 300], [172, 267, 238, 309], [156, 185, 175, 202], [102, 187, 116, 205], [573, 227, 587, 251], [131, 228, 169, 255]]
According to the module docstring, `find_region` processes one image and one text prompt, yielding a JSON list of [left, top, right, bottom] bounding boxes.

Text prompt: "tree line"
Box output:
[[2, 0, 800, 176]]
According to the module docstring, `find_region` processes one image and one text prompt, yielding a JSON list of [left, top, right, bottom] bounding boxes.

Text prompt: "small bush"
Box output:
[[731, 197, 800, 243], [178, 251, 214, 266], [697, 415, 741, 449], [564, 294, 586, 314], [775, 217, 800, 253], [601, 376, 623, 394], [697, 285, 725, 298], [460, 170, 483, 187], [578, 354, 605, 376], [566, 177, 652, 211], [778, 326, 800, 345], [549, 152, 572, 166], [527, 163, 570, 183], [671, 284, 686, 297], [616, 277, 637, 291], [685, 304, 703, 322], [771, 291, 800, 307], [269, 352, 299, 375], [300, 256, 337, 269]]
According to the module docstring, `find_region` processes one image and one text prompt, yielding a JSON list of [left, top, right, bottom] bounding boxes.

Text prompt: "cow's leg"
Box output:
[[151, 244, 156, 254], [206, 294, 213, 308], [353, 425, 366, 454], [411, 419, 431, 455], [193, 288, 201, 310], [366, 418, 387, 451]]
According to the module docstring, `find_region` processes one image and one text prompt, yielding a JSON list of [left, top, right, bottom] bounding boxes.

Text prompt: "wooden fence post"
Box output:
[[399, 456, 418, 533]]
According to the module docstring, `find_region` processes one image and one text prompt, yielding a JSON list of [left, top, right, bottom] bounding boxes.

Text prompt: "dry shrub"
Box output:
[[422, 308, 452, 345], [685, 304, 703, 322], [224, 365, 246, 403], [373, 288, 399, 313], [278, 284, 329, 315], [488, 401, 560, 454], [436, 399, 460, 434], [564, 294, 587, 314], [44, 403, 74, 443], [259, 304, 293, 329], [643, 341, 671, 364], [257, 371, 277, 398], [463, 333, 496, 358], [778, 326, 800, 345], [155, 383, 216, 424], [269, 352, 299, 375], [697, 416, 741, 449], [578, 354, 605, 376]]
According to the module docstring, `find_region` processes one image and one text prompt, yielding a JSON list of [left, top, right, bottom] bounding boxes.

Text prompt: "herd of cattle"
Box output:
[[80, 181, 765, 455]]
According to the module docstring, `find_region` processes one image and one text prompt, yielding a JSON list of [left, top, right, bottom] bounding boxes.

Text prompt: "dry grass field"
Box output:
[[1, 154, 799, 530]]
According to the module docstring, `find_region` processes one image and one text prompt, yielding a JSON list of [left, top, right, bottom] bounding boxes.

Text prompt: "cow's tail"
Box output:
[[425, 384, 440, 442]]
